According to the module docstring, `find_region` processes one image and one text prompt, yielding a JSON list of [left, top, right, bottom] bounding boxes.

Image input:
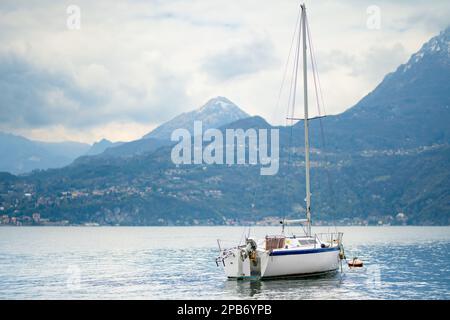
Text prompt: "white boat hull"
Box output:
[[221, 247, 340, 279], [261, 247, 340, 278]]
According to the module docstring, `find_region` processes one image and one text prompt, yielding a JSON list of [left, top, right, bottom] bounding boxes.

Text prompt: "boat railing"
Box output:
[[216, 239, 246, 252], [315, 232, 343, 247]]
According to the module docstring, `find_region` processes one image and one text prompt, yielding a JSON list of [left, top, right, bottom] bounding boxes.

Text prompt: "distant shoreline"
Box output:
[[1, 224, 448, 227]]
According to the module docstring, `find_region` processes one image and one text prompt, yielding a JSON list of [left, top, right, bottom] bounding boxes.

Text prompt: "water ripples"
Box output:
[[0, 227, 449, 299]]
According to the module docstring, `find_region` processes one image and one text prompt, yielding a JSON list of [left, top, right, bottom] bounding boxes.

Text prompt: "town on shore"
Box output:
[[0, 212, 409, 227]]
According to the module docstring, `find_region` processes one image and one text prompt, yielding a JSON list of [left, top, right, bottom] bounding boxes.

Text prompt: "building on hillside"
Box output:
[[32, 213, 41, 224]]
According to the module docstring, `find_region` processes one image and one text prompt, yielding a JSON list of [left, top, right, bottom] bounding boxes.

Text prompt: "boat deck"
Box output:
[[255, 234, 340, 255]]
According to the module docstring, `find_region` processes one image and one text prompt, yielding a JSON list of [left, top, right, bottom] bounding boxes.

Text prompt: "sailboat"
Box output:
[[216, 4, 345, 279]]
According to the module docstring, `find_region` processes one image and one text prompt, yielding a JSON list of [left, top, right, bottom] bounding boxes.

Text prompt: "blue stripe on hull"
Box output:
[[269, 246, 339, 256], [228, 269, 339, 281]]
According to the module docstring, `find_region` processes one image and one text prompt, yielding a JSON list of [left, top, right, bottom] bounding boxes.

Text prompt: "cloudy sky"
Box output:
[[0, 0, 449, 144]]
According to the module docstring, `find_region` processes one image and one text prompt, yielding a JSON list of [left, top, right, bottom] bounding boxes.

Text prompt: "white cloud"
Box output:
[[203, 37, 278, 81]]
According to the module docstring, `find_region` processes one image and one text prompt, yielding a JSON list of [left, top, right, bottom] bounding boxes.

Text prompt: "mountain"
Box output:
[[0, 132, 90, 174], [323, 26, 450, 150], [1, 29, 449, 225], [85, 139, 124, 156], [74, 137, 171, 165], [142, 96, 250, 140], [85, 96, 251, 159]]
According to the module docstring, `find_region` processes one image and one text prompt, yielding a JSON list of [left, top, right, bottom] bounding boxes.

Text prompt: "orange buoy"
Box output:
[[348, 257, 363, 268]]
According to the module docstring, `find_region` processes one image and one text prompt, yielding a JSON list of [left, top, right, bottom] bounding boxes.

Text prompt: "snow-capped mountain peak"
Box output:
[[199, 96, 237, 111], [400, 26, 450, 73], [143, 97, 250, 140], [422, 27, 450, 54]]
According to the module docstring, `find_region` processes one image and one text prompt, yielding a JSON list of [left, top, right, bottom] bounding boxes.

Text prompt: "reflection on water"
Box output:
[[224, 272, 343, 299], [0, 226, 449, 299]]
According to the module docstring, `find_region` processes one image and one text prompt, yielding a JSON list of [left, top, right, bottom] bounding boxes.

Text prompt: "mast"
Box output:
[[301, 4, 312, 237]]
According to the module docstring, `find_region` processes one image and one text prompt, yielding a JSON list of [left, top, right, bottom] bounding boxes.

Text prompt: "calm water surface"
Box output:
[[0, 226, 449, 299]]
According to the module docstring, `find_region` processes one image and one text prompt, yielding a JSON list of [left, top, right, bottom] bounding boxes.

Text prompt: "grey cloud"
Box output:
[[0, 53, 106, 129], [391, 6, 450, 33], [203, 39, 278, 81], [316, 50, 357, 73], [0, 0, 448, 141], [140, 11, 240, 29], [351, 43, 408, 81], [317, 43, 408, 82], [0, 53, 190, 131]]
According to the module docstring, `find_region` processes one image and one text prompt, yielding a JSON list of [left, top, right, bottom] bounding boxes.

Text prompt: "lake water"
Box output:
[[0, 226, 449, 299]]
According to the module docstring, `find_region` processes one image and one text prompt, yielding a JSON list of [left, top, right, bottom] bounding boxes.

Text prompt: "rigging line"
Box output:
[[306, 14, 328, 118], [291, 9, 302, 127], [305, 15, 325, 116], [286, 15, 301, 124], [283, 7, 303, 220], [270, 6, 302, 124], [249, 6, 301, 232], [306, 15, 338, 232], [306, 18, 322, 120], [281, 73, 296, 224], [238, 226, 247, 246], [282, 8, 303, 232], [288, 10, 308, 237], [306, 15, 335, 203], [286, 5, 305, 123]]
